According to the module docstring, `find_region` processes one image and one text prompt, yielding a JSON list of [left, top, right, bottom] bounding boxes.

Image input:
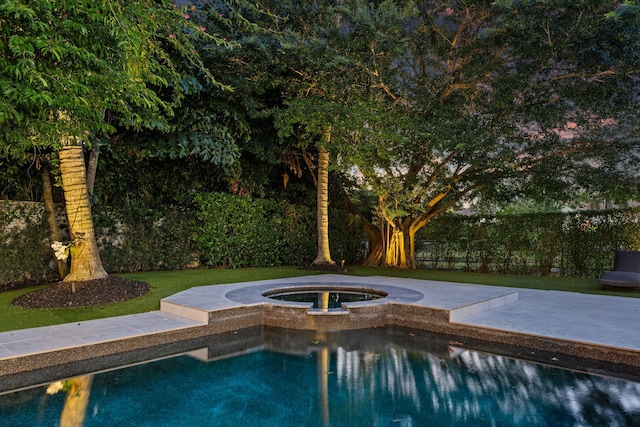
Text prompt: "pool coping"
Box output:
[[1, 274, 640, 387]]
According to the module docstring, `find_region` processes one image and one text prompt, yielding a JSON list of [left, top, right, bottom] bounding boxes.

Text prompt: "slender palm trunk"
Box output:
[[42, 166, 69, 279], [59, 144, 107, 281], [86, 145, 99, 197], [312, 143, 334, 265]]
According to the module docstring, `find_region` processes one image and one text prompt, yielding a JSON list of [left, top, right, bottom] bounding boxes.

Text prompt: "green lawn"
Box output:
[[1, 266, 636, 333]]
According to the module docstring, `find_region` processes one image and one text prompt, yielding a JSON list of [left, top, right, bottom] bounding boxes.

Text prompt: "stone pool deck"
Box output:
[[1, 274, 640, 380]]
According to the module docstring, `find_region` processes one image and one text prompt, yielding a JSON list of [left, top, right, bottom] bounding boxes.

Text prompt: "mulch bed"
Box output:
[[9, 276, 150, 309], [4, 263, 340, 309]]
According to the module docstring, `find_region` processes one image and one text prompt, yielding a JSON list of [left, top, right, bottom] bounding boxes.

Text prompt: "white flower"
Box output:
[[51, 241, 70, 262]]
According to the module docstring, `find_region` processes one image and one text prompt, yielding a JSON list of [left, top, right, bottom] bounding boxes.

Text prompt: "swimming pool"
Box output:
[[2, 327, 639, 426]]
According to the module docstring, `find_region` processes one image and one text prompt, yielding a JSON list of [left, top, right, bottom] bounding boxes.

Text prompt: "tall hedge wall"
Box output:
[[4, 199, 636, 283], [0, 202, 52, 283], [0, 194, 363, 283], [93, 204, 199, 273], [417, 209, 640, 277], [192, 192, 362, 268]]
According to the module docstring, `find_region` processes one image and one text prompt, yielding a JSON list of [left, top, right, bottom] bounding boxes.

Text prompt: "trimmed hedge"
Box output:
[[6, 197, 634, 282], [0, 194, 363, 283], [0, 202, 53, 283], [193, 192, 362, 268], [93, 204, 199, 273], [417, 208, 640, 277]]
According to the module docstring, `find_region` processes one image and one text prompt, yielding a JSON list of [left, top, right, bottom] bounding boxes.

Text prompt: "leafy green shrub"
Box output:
[[0, 202, 53, 282], [93, 204, 198, 273], [0, 193, 364, 284], [193, 192, 362, 268], [4, 196, 639, 282], [194, 193, 309, 267]]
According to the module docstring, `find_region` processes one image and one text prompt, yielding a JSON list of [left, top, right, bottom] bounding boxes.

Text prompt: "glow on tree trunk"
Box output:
[[312, 143, 335, 265], [385, 228, 407, 268], [59, 144, 108, 281]]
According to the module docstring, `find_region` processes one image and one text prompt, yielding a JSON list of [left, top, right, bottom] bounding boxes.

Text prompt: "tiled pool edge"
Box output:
[[2, 302, 639, 390], [0, 326, 264, 394]]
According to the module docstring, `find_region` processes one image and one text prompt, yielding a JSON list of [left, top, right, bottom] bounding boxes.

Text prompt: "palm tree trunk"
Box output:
[[86, 145, 99, 197], [42, 165, 69, 279], [312, 143, 334, 265], [59, 144, 108, 281]]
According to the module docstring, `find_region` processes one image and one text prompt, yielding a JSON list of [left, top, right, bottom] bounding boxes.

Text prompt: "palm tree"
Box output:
[[58, 142, 107, 281], [312, 134, 335, 266]]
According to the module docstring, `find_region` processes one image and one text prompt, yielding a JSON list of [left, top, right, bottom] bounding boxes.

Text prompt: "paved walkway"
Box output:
[[1, 274, 639, 362]]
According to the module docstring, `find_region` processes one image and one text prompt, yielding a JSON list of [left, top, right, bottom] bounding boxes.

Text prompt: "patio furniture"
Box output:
[[598, 250, 640, 290]]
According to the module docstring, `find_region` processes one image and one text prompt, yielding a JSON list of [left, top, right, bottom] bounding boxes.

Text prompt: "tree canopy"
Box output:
[[231, 0, 640, 267], [1, 0, 638, 274], [0, 1, 224, 151]]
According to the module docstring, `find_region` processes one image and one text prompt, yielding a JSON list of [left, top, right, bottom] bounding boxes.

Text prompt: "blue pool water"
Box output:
[[2, 330, 640, 426]]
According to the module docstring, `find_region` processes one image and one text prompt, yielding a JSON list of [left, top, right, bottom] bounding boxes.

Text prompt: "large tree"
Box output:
[[316, 0, 640, 268], [0, 0, 221, 280]]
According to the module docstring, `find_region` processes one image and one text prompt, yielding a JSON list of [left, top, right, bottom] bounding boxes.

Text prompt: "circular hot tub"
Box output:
[[263, 287, 388, 310], [224, 281, 424, 314]]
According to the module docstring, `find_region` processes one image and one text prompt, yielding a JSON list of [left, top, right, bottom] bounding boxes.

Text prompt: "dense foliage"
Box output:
[[93, 204, 199, 273], [4, 199, 639, 282], [193, 192, 362, 268], [211, 0, 640, 269], [0, 195, 363, 282], [418, 208, 640, 277], [1, 0, 639, 279], [0, 203, 52, 283], [0, 0, 220, 149]]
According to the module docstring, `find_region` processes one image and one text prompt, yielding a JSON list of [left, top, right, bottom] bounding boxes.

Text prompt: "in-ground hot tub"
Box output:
[[222, 282, 425, 331], [225, 281, 423, 308], [263, 286, 388, 311]]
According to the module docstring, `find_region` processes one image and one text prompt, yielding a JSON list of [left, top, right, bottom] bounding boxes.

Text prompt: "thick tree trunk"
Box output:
[[59, 144, 107, 281], [384, 220, 421, 268], [384, 224, 408, 268], [312, 143, 335, 265], [364, 217, 421, 269], [362, 234, 383, 266], [341, 180, 449, 268], [42, 166, 69, 279]]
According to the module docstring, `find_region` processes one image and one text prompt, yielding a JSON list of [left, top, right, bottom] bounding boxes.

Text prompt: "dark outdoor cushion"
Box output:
[[613, 250, 640, 273], [599, 271, 640, 289], [599, 250, 640, 289]]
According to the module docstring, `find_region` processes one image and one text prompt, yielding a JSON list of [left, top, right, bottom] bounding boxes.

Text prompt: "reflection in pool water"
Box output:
[[1, 329, 640, 426]]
